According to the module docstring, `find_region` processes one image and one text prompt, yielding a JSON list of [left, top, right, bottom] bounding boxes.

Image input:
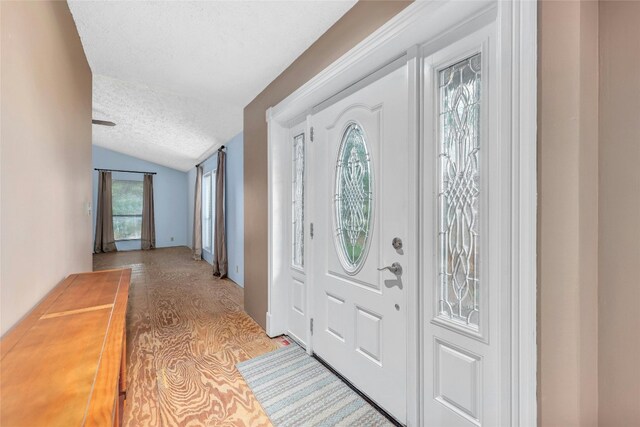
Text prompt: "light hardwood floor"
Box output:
[[94, 247, 280, 426]]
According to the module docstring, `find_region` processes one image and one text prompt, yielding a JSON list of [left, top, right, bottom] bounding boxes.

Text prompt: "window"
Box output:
[[292, 133, 305, 269], [437, 53, 482, 329], [334, 122, 373, 275], [203, 172, 213, 251], [112, 180, 143, 241]]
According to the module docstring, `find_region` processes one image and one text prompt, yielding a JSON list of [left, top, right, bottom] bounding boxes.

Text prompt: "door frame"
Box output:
[[266, 1, 537, 425]]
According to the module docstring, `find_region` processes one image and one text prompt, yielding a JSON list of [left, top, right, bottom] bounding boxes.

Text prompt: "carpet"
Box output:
[[236, 343, 394, 427]]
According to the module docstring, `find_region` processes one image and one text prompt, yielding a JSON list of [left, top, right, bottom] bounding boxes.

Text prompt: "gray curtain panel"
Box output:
[[193, 165, 203, 260], [141, 174, 156, 250], [213, 150, 228, 278], [94, 171, 117, 253]]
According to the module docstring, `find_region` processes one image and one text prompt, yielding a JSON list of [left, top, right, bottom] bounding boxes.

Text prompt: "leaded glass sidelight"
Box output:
[[334, 123, 373, 274], [437, 53, 481, 329], [292, 133, 305, 269]]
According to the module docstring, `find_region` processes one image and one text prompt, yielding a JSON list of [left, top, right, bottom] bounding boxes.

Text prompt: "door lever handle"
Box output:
[[378, 262, 403, 276]]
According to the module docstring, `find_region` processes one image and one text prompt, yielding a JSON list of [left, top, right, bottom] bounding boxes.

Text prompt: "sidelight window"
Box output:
[[437, 53, 482, 329], [292, 133, 305, 269]]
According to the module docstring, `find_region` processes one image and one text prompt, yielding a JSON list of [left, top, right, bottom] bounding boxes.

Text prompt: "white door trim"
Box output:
[[266, 1, 536, 425], [509, 2, 538, 424], [406, 44, 422, 425]]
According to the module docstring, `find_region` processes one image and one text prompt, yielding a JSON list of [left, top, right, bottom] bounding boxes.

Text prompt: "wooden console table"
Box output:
[[1, 269, 130, 426]]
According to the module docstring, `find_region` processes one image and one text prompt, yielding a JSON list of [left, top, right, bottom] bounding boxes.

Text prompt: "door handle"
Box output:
[[378, 262, 403, 276]]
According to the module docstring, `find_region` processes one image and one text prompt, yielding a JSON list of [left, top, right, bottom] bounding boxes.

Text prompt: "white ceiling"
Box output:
[[68, 0, 356, 171]]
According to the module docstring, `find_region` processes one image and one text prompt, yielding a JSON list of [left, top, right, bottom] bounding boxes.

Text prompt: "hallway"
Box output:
[[94, 247, 281, 426]]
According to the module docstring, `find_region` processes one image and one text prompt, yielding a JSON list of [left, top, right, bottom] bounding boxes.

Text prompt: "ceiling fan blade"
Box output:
[[92, 119, 116, 127]]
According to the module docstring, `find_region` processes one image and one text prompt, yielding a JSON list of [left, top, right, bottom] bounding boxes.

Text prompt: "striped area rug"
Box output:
[[236, 343, 394, 427]]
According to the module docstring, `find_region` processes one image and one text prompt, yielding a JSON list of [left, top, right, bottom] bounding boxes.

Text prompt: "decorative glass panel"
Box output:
[[292, 133, 305, 269], [334, 123, 373, 274], [437, 54, 481, 328]]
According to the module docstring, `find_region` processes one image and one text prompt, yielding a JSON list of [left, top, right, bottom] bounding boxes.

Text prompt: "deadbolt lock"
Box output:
[[392, 237, 403, 250]]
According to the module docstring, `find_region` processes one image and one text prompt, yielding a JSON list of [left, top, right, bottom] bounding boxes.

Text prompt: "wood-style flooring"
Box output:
[[94, 247, 281, 427]]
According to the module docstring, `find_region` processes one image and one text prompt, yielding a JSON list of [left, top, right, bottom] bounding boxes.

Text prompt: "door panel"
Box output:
[[433, 338, 482, 422], [311, 65, 409, 423]]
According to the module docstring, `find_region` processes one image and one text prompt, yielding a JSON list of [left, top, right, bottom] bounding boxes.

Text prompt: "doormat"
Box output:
[[236, 342, 394, 427]]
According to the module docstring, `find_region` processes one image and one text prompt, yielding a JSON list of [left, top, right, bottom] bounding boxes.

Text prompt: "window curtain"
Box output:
[[94, 171, 117, 253], [141, 174, 156, 250], [213, 150, 228, 278], [192, 165, 203, 260]]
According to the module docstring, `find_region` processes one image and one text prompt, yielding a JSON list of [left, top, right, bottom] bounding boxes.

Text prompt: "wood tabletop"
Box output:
[[0, 269, 130, 427]]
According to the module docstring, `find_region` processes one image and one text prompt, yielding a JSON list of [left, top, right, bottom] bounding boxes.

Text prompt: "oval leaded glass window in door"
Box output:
[[334, 123, 373, 275]]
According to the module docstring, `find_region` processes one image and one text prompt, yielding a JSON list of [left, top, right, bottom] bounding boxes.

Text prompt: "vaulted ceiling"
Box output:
[[68, 1, 356, 171]]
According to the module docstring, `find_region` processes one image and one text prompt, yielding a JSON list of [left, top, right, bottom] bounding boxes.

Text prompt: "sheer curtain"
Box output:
[[192, 165, 203, 260], [141, 174, 156, 250], [213, 150, 228, 278], [94, 171, 117, 253]]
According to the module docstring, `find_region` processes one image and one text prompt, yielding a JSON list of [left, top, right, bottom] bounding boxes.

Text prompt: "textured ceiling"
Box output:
[[68, 0, 356, 171]]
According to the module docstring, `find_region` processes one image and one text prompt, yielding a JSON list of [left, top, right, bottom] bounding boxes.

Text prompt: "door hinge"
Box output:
[[310, 223, 314, 239], [310, 127, 314, 142], [310, 318, 314, 335]]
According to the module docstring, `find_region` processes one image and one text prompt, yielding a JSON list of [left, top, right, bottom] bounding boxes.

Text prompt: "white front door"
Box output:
[[268, 3, 536, 425], [310, 64, 409, 423]]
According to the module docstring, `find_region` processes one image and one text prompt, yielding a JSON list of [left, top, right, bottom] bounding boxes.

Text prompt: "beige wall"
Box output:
[[598, 1, 640, 424], [539, 1, 640, 425], [538, 1, 599, 425], [243, 0, 411, 329], [1, 1, 93, 335]]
